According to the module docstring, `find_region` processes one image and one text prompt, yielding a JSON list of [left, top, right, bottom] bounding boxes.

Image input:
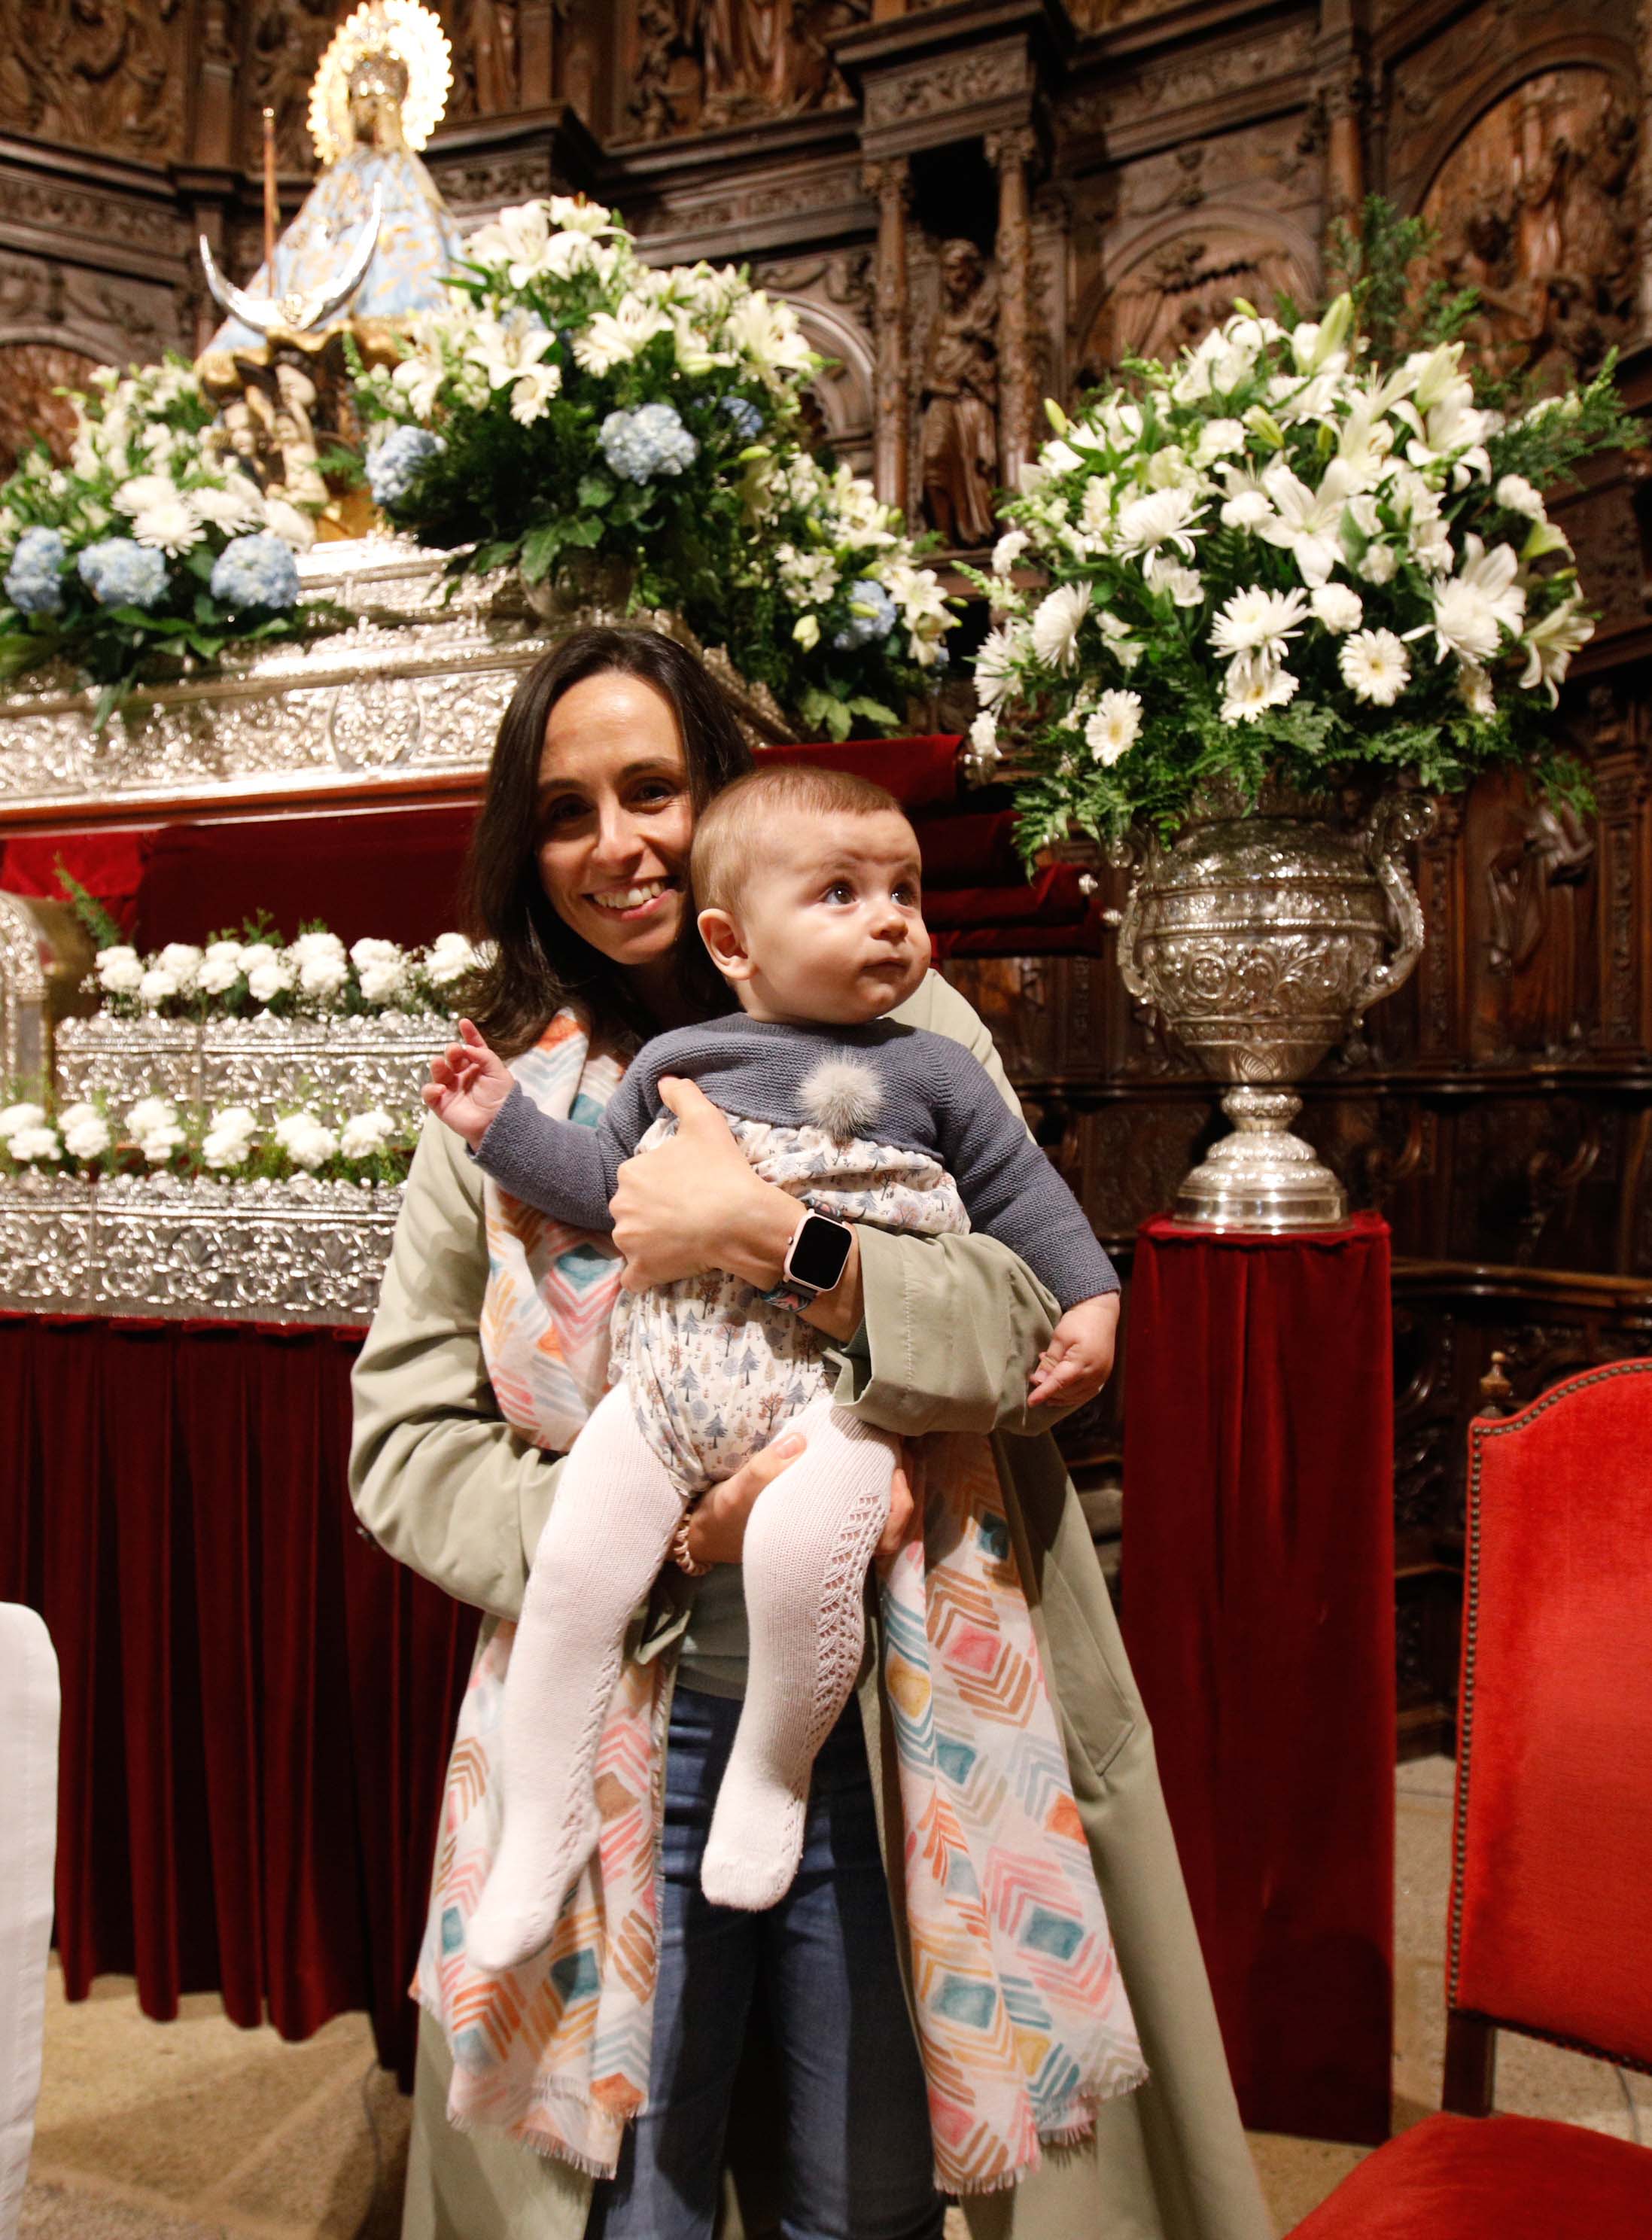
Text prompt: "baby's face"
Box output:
[[730, 807, 931, 1026]]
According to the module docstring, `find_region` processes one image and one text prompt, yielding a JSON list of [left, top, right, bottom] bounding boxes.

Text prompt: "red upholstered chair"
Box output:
[[1290, 1357, 1652, 2238]]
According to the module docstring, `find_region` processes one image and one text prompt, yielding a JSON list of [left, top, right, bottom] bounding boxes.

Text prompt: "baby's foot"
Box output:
[[464, 1799, 601, 1974], [700, 1784, 805, 1912]]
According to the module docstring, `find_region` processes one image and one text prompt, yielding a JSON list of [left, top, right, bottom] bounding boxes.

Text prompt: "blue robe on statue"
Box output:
[[208, 143, 463, 355]]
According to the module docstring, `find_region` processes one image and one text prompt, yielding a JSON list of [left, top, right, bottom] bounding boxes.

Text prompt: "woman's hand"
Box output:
[[611, 1076, 801, 1295], [873, 1447, 921, 1575], [681, 1427, 807, 1566], [680, 1433, 920, 1572]]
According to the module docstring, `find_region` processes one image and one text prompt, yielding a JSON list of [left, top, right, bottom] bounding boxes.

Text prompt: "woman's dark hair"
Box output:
[[461, 627, 755, 1055]]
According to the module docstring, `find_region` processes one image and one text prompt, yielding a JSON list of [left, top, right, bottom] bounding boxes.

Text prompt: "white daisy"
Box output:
[[130, 495, 201, 555], [1112, 486, 1204, 564], [1209, 585, 1310, 659], [1338, 628, 1410, 705], [1030, 583, 1091, 671], [1219, 653, 1299, 726], [974, 626, 1018, 706], [1085, 690, 1142, 767]]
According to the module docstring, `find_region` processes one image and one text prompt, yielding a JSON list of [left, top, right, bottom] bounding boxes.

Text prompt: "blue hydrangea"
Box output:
[[720, 394, 764, 441], [367, 425, 446, 508], [832, 579, 898, 650], [599, 402, 698, 484], [77, 537, 168, 610], [4, 525, 68, 616], [210, 532, 301, 612]]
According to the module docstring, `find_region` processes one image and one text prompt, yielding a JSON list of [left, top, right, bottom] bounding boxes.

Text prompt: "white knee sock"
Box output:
[[466, 1381, 686, 1974], [701, 1398, 897, 1910]]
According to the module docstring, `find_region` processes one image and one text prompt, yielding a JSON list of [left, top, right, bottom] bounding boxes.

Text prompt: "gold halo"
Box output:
[[309, 0, 452, 166]]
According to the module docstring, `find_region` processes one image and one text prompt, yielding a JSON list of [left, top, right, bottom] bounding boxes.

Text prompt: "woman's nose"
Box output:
[[590, 801, 644, 868]]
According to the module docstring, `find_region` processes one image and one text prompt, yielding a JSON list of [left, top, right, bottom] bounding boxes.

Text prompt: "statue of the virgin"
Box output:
[[204, 0, 463, 358]]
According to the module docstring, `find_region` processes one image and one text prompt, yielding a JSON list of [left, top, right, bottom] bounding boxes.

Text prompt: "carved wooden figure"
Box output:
[[917, 238, 999, 548]]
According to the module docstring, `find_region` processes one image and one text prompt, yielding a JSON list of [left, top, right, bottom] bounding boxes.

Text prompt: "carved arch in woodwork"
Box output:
[[768, 291, 875, 471], [1073, 208, 1318, 388], [1385, 32, 1636, 218]]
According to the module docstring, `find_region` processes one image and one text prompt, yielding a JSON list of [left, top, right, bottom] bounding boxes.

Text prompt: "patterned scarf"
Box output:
[[416, 1008, 1145, 2193]]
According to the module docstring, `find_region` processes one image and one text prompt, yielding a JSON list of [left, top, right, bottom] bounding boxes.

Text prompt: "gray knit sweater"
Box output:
[[473, 1013, 1118, 1311]]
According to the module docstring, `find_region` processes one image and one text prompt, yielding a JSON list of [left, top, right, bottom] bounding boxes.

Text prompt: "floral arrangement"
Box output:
[[352, 195, 953, 735], [0, 1090, 415, 1185], [972, 277, 1632, 857], [83, 921, 479, 1022], [0, 358, 325, 723]]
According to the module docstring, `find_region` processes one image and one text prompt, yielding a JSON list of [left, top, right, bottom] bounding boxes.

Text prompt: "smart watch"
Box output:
[[759, 1210, 853, 1312]]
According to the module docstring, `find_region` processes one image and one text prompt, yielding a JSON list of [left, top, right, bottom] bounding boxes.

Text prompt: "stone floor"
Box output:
[[18, 1758, 1650, 2239]]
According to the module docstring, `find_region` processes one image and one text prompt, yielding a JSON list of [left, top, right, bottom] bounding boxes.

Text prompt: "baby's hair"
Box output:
[[692, 762, 908, 915]]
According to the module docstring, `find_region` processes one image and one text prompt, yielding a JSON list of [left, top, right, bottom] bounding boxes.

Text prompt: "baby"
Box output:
[[427, 763, 1118, 1969]]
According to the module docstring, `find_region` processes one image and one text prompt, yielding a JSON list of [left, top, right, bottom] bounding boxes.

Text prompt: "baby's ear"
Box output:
[[696, 905, 753, 982]]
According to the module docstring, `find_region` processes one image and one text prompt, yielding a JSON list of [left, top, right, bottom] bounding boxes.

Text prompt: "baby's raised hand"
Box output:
[[422, 1018, 515, 1152], [1028, 1292, 1120, 1411]]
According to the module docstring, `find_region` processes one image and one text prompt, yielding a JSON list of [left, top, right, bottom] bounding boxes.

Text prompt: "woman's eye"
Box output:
[[540, 796, 586, 829]]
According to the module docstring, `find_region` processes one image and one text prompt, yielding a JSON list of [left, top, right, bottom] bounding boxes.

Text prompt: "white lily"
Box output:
[[1517, 598, 1593, 705], [1255, 458, 1360, 587]]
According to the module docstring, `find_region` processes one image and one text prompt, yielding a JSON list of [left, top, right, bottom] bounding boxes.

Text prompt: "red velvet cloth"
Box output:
[[1121, 1213, 1396, 2145], [0, 829, 151, 936], [1454, 1361, 1652, 2067], [1288, 2112, 1652, 2237], [0, 1312, 476, 2081], [0, 738, 1107, 959]]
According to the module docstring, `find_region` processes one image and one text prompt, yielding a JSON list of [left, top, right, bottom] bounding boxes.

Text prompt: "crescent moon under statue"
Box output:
[[200, 184, 384, 336]]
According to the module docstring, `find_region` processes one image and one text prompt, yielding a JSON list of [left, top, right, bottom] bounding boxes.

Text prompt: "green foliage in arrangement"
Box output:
[[351, 195, 954, 734]]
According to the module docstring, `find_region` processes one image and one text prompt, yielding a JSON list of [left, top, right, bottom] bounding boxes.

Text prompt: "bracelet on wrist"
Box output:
[[669, 1502, 711, 1578]]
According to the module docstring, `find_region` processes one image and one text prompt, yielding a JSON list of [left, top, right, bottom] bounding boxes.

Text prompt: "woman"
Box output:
[[349, 628, 1270, 2240]]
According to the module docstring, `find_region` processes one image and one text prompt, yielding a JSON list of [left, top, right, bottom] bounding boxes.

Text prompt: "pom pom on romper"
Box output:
[[799, 1055, 884, 1140]]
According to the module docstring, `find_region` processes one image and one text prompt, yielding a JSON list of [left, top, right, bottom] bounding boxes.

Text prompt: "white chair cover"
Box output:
[[0, 1606, 58, 2240]]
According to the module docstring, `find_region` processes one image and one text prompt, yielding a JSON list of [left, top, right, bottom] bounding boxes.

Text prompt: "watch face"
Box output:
[[789, 1213, 853, 1292]]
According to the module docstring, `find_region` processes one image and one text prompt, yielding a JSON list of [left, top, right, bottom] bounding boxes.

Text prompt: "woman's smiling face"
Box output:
[[534, 671, 695, 972]]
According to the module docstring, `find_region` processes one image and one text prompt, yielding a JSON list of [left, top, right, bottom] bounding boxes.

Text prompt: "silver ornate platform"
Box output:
[[0, 538, 534, 812], [0, 535, 793, 812], [0, 1170, 401, 1325], [55, 1009, 452, 1126]]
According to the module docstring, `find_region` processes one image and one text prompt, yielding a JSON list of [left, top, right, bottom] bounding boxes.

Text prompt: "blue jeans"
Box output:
[[586, 1685, 946, 2240]]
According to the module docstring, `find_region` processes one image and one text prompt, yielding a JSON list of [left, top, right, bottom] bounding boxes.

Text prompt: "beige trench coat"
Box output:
[[349, 973, 1273, 2240]]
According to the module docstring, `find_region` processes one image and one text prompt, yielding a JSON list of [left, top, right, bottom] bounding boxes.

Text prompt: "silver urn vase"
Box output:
[[1115, 791, 1428, 1230]]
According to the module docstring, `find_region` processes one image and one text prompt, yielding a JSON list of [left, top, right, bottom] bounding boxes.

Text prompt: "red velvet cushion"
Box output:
[[1455, 1362, 1652, 2066], [1289, 2112, 1652, 2238]]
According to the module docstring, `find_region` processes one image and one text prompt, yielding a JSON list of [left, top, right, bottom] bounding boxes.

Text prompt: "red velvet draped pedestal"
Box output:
[[1121, 1213, 1395, 2146], [0, 1312, 476, 2081]]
